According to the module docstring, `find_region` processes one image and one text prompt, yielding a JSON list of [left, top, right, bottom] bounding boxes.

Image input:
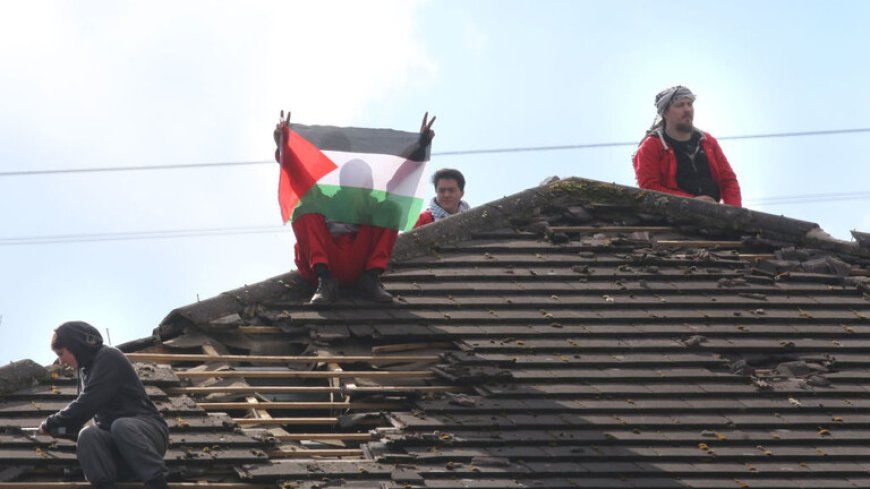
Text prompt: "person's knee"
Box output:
[[76, 425, 101, 448], [109, 418, 137, 438], [75, 425, 116, 485]]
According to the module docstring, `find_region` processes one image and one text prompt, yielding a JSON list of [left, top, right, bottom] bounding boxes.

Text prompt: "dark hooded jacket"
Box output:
[[43, 321, 166, 433]]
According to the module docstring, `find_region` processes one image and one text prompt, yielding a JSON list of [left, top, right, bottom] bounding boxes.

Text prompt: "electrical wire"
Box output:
[[2, 126, 869, 246], [0, 160, 268, 177], [0, 225, 286, 246], [4, 188, 869, 246], [746, 190, 870, 206], [2, 127, 868, 177]]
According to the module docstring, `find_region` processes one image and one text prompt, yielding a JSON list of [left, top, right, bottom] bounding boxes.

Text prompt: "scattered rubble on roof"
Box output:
[[2, 178, 870, 488]]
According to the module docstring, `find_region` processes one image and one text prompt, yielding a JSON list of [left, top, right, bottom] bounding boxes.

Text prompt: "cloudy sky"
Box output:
[[2, 0, 869, 366]]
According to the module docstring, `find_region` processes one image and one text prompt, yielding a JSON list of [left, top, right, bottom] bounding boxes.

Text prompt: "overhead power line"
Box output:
[[435, 127, 870, 156], [2, 188, 869, 247], [717, 127, 870, 142], [0, 160, 268, 177], [746, 190, 870, 206], [1, 127, 868, 178], [0, 225, 286, 246]]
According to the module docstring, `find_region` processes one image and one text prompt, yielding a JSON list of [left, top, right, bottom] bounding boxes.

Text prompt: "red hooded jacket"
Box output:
[[413, 209, 434, 229], [633, 128, 742, 207]]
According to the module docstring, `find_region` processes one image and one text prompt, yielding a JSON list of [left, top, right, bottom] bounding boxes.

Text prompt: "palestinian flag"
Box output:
[[277, 123, 431, 231]]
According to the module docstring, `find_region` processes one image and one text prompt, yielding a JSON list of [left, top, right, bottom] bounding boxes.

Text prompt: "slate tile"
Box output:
[[417, 479, 526, 488], [241, 461, 393, 479], [679, 479, 755, 489], [626, 477, 692, 488], [0, 448, 77, 463], [802, 480, 870, 489], [560, 478, 635, 488], [847, 478, 870, 488], [521, 460, 590, 475], [752, 462, 866, 476], [487, 445, 550, 458], [579, 461, 643, 473]]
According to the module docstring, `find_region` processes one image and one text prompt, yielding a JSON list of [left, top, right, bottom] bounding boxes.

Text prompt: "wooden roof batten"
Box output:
[[126, 352, 440, 364]]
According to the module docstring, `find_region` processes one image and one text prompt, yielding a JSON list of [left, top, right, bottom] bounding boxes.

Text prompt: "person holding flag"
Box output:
[[274, 112, 436, 304]]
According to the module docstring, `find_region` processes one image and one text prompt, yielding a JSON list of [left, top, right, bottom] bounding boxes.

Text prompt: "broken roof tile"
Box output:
[[5, 178, 870, 487]]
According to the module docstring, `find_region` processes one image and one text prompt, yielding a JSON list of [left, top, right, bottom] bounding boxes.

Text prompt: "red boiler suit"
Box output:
[[292, 213, 397, 286]]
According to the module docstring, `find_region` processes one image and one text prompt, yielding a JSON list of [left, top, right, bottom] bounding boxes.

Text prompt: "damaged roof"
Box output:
[[3, 177, 870, 489]]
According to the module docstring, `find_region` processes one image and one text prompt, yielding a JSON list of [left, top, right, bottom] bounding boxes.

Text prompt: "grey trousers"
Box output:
[[76, 416, 169, 487]]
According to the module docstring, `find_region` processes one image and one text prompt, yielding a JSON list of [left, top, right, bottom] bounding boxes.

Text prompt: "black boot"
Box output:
[[144, 475, 169, 489], [310, 276, 338, 304], [357, 270, 393, 303]]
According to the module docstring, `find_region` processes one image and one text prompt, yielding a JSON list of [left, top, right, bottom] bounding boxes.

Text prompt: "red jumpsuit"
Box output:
[[292, 213, 397, 285]]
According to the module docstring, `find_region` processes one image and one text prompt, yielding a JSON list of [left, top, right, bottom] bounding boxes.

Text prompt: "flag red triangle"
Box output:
[[277, 127, 339, 223]]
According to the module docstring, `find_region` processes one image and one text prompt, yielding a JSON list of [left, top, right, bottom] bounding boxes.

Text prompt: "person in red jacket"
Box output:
[[414, 168, 470, 228], [633, 86, 742, 206]]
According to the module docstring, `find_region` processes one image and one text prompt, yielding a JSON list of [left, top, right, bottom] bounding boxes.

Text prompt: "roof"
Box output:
[[3, 177, 870, 489]]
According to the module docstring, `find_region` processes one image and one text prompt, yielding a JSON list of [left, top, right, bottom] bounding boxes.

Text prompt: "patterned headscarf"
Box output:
[[655, 85, 696, 115], [428, 197, 470, 221]]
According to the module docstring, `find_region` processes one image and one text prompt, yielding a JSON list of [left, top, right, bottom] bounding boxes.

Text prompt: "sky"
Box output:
[[2, 0, 869, 366]]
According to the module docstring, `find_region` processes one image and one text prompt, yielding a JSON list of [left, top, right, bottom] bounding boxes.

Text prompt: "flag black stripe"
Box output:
[[290, 124, 430, 161]]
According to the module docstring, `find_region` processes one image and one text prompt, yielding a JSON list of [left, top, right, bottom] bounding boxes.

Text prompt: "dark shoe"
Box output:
[[357, 273, 393, 303], [310, 277, 338, 304], [144, 475, 169, 489]]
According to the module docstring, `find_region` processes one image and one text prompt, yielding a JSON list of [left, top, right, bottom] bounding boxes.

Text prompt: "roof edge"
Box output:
[[0, 359, 48, 395], [565, 178, 869, 260], [154, 271, 310, 340], [395, 177, 859, 260]]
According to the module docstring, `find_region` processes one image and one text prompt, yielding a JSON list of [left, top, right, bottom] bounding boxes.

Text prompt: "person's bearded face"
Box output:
[[664, 97, 694, 133]]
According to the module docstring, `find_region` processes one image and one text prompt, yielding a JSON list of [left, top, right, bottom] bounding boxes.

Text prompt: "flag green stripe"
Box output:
[[292, 184, 424, 231]]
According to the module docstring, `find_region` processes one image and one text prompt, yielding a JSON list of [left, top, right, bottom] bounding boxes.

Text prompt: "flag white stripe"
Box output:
[[318, 150, 428, 199]]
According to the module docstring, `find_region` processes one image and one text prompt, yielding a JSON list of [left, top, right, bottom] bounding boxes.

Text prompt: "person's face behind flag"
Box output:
[[339, 159, 374, 190], [435, 177, 464, 214]]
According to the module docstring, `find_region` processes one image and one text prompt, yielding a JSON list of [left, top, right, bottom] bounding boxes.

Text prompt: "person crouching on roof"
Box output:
[[39, 321, 169, 489]]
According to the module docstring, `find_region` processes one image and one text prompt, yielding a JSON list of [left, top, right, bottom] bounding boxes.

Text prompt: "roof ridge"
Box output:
[[155, 177, 869, 340]]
